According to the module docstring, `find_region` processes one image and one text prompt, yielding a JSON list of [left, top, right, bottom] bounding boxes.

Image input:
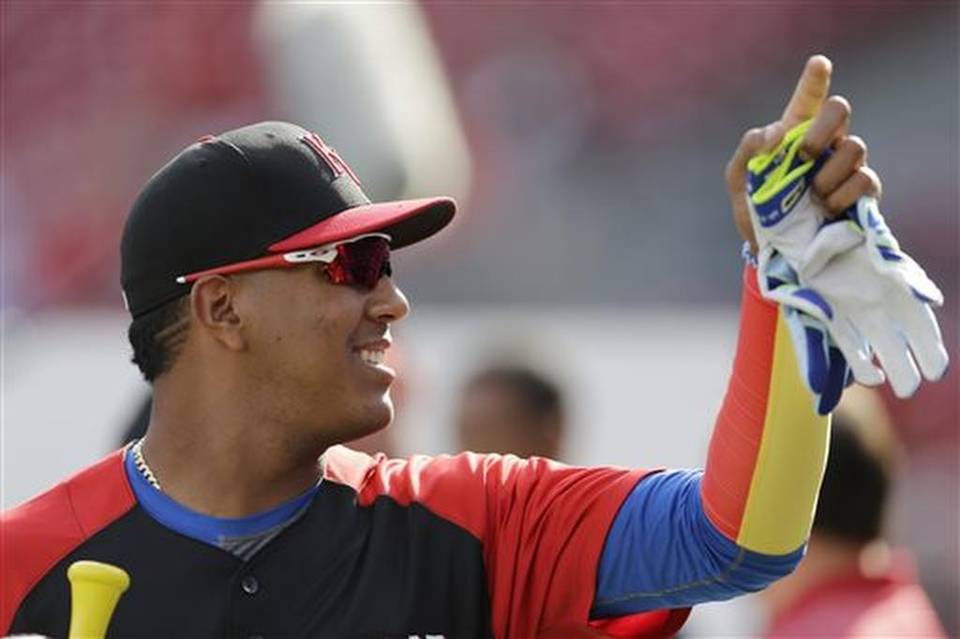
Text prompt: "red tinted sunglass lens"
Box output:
[[326, 237, 392, 289]]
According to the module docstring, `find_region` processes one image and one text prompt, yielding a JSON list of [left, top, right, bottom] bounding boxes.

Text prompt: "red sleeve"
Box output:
[[701, 265, 829, 556], [325, 445, 663, 637], [701, 264, 778, 539], [0, 449, 135, 634]]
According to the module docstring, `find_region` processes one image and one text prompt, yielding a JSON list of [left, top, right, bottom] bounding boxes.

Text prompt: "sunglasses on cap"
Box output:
[[174, 233, 393, 291]]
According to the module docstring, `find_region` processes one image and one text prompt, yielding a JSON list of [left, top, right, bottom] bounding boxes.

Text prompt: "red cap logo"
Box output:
[[300, 132, 362, 186]]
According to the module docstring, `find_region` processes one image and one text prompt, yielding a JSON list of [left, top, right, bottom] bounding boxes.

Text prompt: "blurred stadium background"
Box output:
[[2, 2, 956, 635]]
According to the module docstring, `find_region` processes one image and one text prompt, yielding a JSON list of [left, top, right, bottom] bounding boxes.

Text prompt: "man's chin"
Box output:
[[345, 422, 395, 456], [351, 398, 394, 436], [317, 392, 394, 449]]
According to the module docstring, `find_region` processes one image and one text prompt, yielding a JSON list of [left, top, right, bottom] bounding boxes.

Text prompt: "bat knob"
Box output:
[[66, 560, 130, 639]]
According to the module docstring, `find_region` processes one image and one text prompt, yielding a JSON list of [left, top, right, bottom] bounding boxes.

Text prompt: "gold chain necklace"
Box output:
[[131, 438, 162, 490]]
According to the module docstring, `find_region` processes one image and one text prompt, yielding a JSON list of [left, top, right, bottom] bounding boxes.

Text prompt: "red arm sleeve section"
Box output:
[[0, 450, 135, 633], [701, 265, 777, 540], [589, 609, 692, 638], [324, 446, 650, 637]]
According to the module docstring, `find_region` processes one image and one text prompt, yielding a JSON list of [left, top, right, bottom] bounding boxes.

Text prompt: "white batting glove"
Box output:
[[746, 119, 825, 268], [757, 249, 852, 414], [747, 121, 949, 397], [791, 197, 948, 397]]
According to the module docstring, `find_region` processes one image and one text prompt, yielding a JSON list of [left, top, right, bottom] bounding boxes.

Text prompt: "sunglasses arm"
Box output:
[[174, 248, 337, 284]]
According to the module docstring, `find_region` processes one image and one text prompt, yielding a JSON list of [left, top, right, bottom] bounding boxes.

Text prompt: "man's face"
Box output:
[[233, 262, 410, 445]]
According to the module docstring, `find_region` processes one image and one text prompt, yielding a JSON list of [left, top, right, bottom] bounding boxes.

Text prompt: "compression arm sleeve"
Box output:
[[592, 265, 830, 618]]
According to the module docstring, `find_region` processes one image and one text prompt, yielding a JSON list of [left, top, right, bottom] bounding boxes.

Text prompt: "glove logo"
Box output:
[[752, 175, 809, 228], [781, 178, 805, 217]]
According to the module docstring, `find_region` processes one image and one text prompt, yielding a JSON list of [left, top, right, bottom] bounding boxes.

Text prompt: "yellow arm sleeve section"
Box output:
[[735, 309, 831, 554]]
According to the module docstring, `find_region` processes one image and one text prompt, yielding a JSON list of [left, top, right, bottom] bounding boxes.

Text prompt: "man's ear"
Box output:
[[190, 276, 246, 351]]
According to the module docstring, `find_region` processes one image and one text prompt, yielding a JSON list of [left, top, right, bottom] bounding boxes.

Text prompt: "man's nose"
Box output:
[[367, 276, 410, 324]]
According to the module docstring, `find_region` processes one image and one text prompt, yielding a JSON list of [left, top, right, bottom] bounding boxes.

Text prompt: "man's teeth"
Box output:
[[358, 349, 385, 365]]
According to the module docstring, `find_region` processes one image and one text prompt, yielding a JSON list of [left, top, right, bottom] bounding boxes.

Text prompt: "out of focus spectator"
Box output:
[[759, 386, 947, 638], [455, 365, 566, 460]]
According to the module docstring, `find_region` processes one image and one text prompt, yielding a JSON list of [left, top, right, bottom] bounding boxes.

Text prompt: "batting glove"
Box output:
[[758, 250, 852, 414], [789, 197, 948, 398], [745, 119, 853, 411], [746, 119, 825, 267], [747, 121, 949, 398]]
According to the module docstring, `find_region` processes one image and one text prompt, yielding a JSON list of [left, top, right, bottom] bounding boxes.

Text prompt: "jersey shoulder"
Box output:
[[1, 449, 135, 633], [323, 446, 645, 545], [325, 446, 541, 541]]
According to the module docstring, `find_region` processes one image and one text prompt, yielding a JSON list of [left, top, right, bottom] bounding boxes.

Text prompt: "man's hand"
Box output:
[[726, 55, 949, 402], [723, 54, 879, 413], [725, 55, 881, 251]]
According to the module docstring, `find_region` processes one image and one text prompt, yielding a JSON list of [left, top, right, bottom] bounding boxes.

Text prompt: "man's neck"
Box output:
[[139, 380, 327, 518]]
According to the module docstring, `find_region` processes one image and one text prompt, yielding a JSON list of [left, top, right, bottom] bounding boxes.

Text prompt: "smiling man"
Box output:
[[0, 57, 944, 638]]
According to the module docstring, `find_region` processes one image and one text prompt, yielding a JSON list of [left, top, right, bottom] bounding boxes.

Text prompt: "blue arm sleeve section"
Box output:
[[591, 469, 806, 618]]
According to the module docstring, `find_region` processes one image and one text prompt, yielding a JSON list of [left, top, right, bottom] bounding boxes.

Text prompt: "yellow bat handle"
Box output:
[[67, 560, 130, 639]]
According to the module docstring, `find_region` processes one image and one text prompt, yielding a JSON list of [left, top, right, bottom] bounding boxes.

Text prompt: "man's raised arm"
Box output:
[[591, 55, 888, 623]]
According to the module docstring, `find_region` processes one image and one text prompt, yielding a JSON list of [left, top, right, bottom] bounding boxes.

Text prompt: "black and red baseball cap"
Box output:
[[120, 121, 456, 317]]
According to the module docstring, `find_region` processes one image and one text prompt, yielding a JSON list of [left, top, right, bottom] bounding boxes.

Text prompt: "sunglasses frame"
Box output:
[[174, 233, 392, 286]]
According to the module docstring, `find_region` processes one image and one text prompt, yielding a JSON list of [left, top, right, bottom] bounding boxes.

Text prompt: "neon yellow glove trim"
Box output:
[[748, 119, 815, 207]]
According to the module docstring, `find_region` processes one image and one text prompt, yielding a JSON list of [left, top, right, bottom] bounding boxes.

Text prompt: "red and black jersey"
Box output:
[[2, 445, 686, 638]]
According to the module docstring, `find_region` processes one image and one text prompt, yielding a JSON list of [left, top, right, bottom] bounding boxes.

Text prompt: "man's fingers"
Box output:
[[781, 54, 833, 129], [823, 166, 882, 215], [812, 135, 867, 197], [800, 95, 851, 161], [725, 122, 785, 197], [725, 122, 785, 249]]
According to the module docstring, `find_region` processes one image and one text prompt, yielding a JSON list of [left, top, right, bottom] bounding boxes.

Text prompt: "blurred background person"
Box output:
[[759, 386, 947, 638], [456, 364, 566, 460]]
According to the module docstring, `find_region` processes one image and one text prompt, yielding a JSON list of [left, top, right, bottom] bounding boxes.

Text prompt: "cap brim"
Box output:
[[268, 197, 456, 253]]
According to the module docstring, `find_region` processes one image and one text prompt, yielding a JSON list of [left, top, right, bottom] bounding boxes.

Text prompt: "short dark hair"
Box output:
[[127, 297, 190, 382], [813, 412, 895, 544], [467, 366, 565, 422]]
